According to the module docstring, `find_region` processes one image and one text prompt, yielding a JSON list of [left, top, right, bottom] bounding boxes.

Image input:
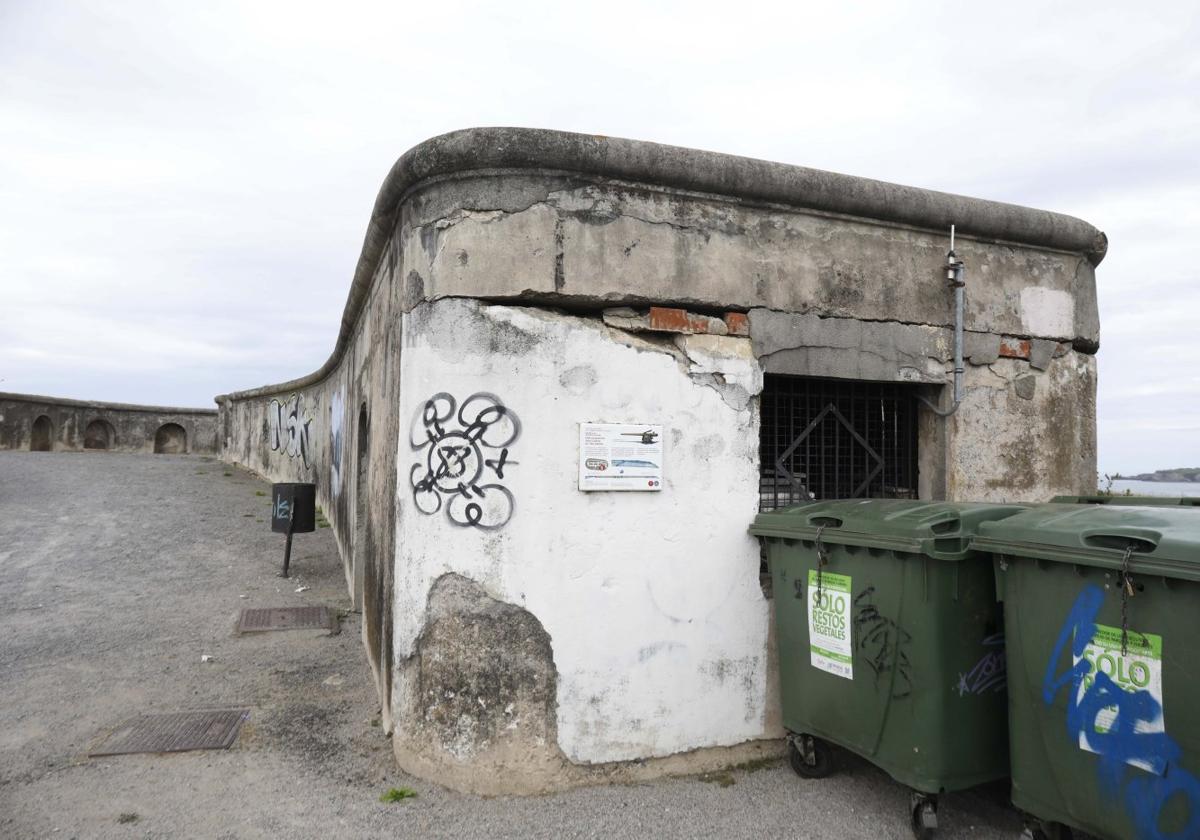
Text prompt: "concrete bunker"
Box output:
[[83, 418, 114, 450], [30, 415, 53, 452], [153, 422, 188, 454], [214, 128, 1105, 795]]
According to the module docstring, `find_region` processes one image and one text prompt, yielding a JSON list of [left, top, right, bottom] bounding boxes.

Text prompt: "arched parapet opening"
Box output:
[[31, 415, 53, 451], [154, 422, 187, 454], [83, 418, 114, 450]]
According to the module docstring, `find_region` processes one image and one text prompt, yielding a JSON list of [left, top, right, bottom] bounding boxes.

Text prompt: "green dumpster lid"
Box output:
[[748, 499, 1028, 561], [1050, 494, 1200, 507], [972, 503, 1200, 580]]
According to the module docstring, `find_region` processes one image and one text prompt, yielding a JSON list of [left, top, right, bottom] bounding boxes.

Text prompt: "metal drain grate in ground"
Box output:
[[236, 605, 332, 633], [90, 709, 249, 757]]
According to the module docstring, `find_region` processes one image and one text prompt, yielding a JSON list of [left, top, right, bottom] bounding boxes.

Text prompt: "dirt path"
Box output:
[[0, 451, 1022, 839]]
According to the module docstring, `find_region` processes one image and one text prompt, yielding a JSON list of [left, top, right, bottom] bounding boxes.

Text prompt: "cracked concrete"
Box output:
[[749, 307, 951, 384], [392, 170, 1100, 348]]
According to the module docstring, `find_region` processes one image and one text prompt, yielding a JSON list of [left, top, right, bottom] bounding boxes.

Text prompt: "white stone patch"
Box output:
[[394, 299, 770, 765], [1020, 287, 1074, 339]]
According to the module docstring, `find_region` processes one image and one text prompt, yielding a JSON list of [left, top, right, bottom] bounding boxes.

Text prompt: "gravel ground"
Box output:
[[0, 451, 1024, 839]]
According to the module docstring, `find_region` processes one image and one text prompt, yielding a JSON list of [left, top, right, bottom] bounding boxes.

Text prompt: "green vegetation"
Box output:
[[1098, 473, 1133, 496], [255, 490, 267, 497], [316, 506, 331, 528], [379, 787, 418, 803], [117, 813, 140, 824], [223, 471, 232, 477]]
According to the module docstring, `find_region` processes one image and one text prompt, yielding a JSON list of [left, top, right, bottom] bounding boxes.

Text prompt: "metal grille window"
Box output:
[[759, 375, 919, 509]]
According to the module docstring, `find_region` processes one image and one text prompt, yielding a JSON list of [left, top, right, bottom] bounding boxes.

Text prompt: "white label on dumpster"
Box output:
[[808, 570, 853, 680], [1073, 623, 1164, 772]]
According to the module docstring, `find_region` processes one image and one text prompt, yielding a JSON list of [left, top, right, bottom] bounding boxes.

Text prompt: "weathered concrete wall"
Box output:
[[401, 176, 1099, 350], [0, 392, 217, 454], [215, 245, 404, 730], [215, 128, 1104, 794]]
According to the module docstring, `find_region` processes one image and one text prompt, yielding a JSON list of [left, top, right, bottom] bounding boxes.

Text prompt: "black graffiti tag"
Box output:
[[853, 587, 913, 699], [409, 392, 520, 529], [267, 393, 313, 468]]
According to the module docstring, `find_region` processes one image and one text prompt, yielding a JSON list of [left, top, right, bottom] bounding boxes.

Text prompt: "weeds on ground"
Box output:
[[223, 471, 232, 477], [697, 755, 781, 788], [731, 756, 781, 773], [117, 812, 140, 824], [379, 787, 418, 803], [315, 506, 331, 528], [255, 490, 267, 497]]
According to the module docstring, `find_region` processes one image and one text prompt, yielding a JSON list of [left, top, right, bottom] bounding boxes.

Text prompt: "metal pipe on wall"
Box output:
[[920, 225, 966, 417]]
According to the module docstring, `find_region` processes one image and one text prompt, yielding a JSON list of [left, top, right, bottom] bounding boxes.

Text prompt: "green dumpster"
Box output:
[[1051, 494, 1199, 507], [750, 500, 1027, 837], [975, 504, 1200, 840]]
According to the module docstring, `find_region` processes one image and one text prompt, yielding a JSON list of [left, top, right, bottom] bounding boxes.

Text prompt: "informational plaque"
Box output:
[[578, 423, 664, 491]]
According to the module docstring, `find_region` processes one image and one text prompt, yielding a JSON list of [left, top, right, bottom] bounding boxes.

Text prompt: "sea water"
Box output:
[[1109, 479, 1199, 498]]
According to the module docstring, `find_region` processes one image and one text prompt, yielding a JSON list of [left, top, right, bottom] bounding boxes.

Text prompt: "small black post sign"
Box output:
[[271, 482, 316, 577]]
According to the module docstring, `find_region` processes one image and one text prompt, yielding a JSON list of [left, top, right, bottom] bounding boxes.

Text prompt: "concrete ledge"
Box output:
[[393, 735, 787, 796], [216, 127, 1106, 403], [0, 391, 216, 415]]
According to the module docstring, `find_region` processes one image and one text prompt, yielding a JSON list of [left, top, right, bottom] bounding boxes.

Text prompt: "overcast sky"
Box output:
[[1, 1, 1196, 474]]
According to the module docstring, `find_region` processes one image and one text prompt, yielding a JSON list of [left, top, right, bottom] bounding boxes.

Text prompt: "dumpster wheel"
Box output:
[[787, 733, 833, 779], [1021, 817, 1073, 840], [909, 793, 938, 839]]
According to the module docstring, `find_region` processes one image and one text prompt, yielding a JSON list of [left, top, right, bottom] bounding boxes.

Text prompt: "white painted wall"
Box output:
[[392, 298, 772, 764]]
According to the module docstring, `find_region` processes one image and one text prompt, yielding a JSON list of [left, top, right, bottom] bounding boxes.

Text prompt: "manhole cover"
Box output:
[[90, 709, 249, 756], [237, 606, 332, 633]]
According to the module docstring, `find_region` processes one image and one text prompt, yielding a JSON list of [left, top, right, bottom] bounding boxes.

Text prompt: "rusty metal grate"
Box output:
[[236, 606, 331, 633], [90, 709, 249, 756], [760, 374, 919, 509]]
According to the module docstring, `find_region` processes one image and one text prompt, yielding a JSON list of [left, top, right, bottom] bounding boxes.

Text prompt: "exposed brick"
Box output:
[[998, 337, 1031, 360], [723, 312, 750, 337], [647, 306, 726, 335]]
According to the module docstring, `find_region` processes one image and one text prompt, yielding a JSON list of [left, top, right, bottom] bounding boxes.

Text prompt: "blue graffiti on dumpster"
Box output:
[[1042, 584, 1200, 839]]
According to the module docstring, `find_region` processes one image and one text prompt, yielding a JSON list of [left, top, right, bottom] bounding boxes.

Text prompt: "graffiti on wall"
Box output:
[[330, 389, 345, 497], [1042, 585, 1200, 839], [409, 392, 520, 530], [268, 394, 313, 467]]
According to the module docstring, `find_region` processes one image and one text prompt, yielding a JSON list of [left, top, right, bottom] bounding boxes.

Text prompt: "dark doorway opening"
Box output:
[[31, 415, 53, 451], [84, 419, 114, 450], [354, 404, 370, 612], [759, 375, 919, 509], [154, 423, 188, 454]]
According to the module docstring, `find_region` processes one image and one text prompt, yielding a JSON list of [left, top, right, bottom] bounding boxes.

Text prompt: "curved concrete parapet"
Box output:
[[218, 127, 1105, 403], [0, 391, 217, 454], [214, 128, 1104, 794]]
